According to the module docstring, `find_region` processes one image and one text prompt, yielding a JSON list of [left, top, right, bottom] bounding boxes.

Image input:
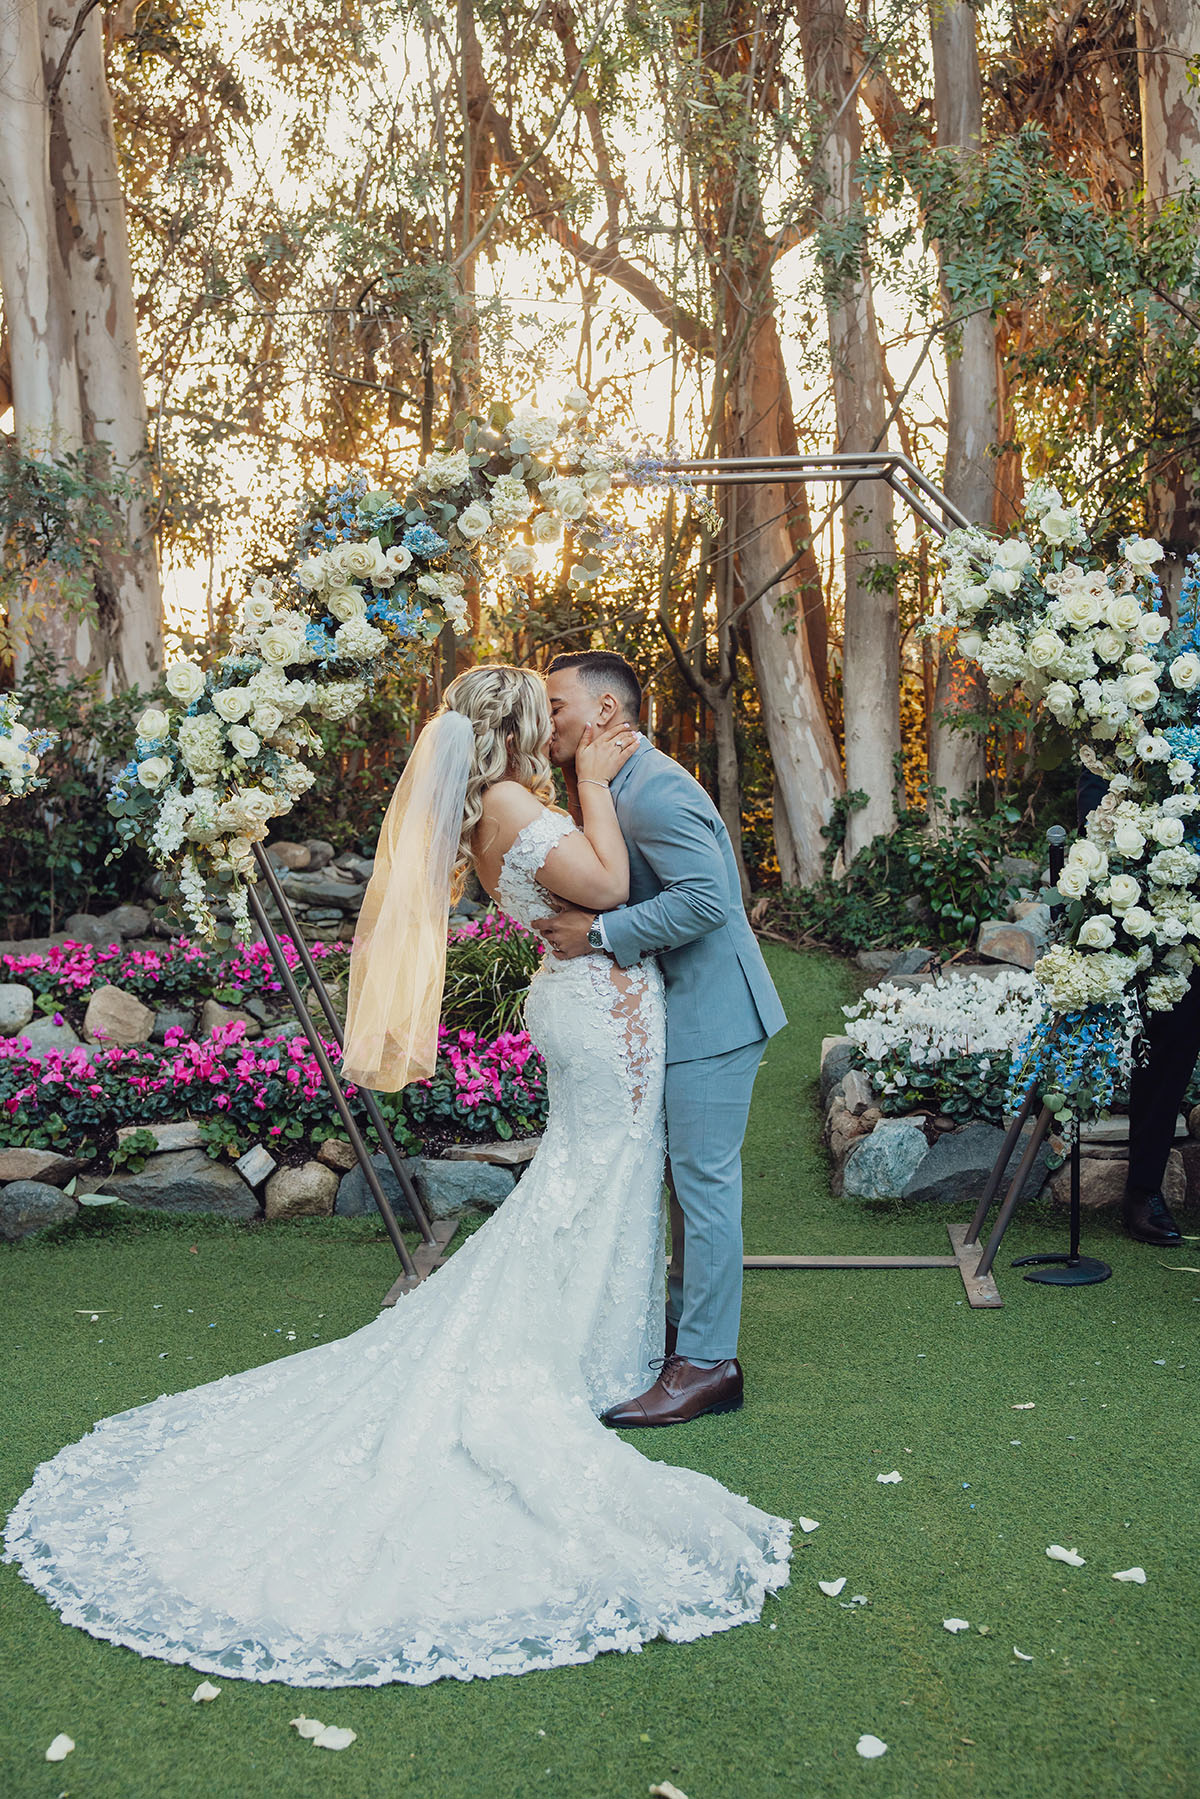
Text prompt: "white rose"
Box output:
[[1169, 759, 1196, 786], [1123, 653, 1155, 676], [327, 589, 366, 622], [1112, 821, 1147, 859], [1040, 503, 1078, 545], [1077, 915, 1116, 950], [228, 725, 261, 758], [1069, 840, 1107, 876], [295, 557, 326, 593], [1059, 591, 1102, 628], [1055, 864, 1090, 900], [1091, 628, 1125, 663], [251, 703, 285, 738], [137, 707, 169, 740], [1045, 681, 1076, 718], [580, 467, 611, 497], [1121, 905, 1155, 940], [986, 567, 1022, 595], [562, 386, 590, 413], [1123, 537, 1164, 576], [503, 543, 537, 578], [385, 544, 413, 574], [456, 501, 492, 541], [237, 786, 276, 824], [244, 595, 276, 628], [1105, 593, 1141, 632], [531, 512, 563, 546], [1103, 874, 1141, 912], [1027, 630, 1065, 669], [212, 687, 252, 723], [1124, 674, 1161, 711], [1151, 815, 1186, 847], [994, 538, 1034, 571], [959, 582, 991, 613], [1169, 652, 1200, 691], [136, 755, 172, 791], [1135, 611, 1171, 644], [165, 660, 205, 704], [258, 625, 303, 667], [957, 630, 983, 660]]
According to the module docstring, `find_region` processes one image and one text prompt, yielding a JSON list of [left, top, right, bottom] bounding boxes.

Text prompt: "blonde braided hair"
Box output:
[[441, 664, 555, 900]]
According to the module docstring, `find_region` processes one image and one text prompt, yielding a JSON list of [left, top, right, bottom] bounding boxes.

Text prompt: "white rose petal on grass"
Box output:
[[45, 1734, 75, 1762], [943, 1618, 971, 1633], [1046, 1545, 1086, 1567], [649, 1783, 691, 1799], [797, 1517, 821, 1533], [876, 1470, 903, 1484], [818, 1577, 847, 1597], [1112, 1567, 1147, 1584], [856, 1734, 888, 1760], [1013, 1648, 1034, 1662], [191, 1680, 221, 1701], [290, 1717, 325, 1739], [1012, 1402, 1035, 1409], [312, 1726, 357, 1751]]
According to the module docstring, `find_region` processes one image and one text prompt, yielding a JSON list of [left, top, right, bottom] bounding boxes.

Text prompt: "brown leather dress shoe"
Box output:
[[601, 1355, 743, 1428]]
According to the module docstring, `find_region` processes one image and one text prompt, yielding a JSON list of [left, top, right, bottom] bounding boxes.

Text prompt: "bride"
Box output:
[[4, 664, 791, 1688]]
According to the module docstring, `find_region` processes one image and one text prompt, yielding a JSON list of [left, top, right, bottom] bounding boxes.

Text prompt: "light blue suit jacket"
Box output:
[[601, 741, 786, 1065]]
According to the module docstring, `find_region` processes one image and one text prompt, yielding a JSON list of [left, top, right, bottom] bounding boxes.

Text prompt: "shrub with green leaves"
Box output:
[[441, 914, 542, 1037]]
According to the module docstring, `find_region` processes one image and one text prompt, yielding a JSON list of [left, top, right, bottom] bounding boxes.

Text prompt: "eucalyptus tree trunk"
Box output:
[[1137, 0, 1200, 598], [46, 2, 163, 691], [928, 0, 994, 806], [797, 0, 900, 861], [0, 0, 162, 690]]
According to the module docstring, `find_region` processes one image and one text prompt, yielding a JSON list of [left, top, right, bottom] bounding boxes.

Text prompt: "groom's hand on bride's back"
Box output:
[[533, 907, 596, 959]]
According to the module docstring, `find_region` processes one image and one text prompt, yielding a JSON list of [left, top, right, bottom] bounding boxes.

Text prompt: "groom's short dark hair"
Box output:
[[547, 651, 642, 722]]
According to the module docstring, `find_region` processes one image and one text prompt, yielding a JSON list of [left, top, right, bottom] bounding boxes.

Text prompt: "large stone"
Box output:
[[939, 962, 1025, 984], [116, 1120, 204, 1153], [102, 1149, 258, 1217], [333, 853, 375, 881], [886, 946, 938, 977], [854, 949, 899, 973], [16, 1016, 81, 1055], [235, 1144, 278, 1188], [316, 1137, 358, 1173], [1007, 901, 1053, 947], [0, 1148, 85, 1186], [1189, 1104, 1200, 1141], [902, 1122, 1050, 1206], [975, 921, 1039, 970], [445, 1137, 542, 1168], [63, 912, 121, 947], [199, 999, 262, 1040], [412, 1157, 517, 1217], [1051, 1148, 1186, 1215], [999, 854, 1042, 886], [266, 840, 312, 870], [100, 903, 151, 939], [0, 982, 34, 1035], [0, 1180, 77, 1241], [841, 1069, 875, 1117], [888, 972, 936, 992], [304, 839, 336, 871], [153, 1006, 195, 1041], [83, 984, 155, 1046], [335, 1152, 419, 1220], [264, 1160, 339, 1221], [819, 1036, 855, 1109], [1077, 1113, 1186, 1146], [843, 1119, 930, 1200], [277, 875, 362, 910]]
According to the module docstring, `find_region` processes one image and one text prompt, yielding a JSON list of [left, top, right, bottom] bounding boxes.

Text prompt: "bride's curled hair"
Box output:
[[442, 664, 554, 898]]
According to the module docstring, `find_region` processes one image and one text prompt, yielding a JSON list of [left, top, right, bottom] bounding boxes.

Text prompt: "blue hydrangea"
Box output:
[[401, 523, 448, 558]]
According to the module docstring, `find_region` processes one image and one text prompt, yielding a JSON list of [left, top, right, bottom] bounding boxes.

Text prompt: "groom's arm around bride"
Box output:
[[537, 650, 786, 1427]]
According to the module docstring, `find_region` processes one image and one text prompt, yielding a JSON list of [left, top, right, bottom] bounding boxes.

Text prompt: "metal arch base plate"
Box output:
[[742, 1222, 1003, 1308], [381, 1218, 461, 1307]]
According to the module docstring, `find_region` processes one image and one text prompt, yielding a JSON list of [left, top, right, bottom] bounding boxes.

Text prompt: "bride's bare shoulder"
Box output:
[[479, 780, 546, 828]]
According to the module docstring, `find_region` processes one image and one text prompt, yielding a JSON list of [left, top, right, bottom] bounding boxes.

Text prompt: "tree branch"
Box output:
[[46, 0, 105, 102]]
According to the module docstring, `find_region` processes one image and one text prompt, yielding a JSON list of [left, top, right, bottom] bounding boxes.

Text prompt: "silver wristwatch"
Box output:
[[586, 921, 605, 951]]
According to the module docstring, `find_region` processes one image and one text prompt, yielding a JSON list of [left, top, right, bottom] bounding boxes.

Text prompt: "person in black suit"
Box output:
[[1078, 768, 1189, 1245]]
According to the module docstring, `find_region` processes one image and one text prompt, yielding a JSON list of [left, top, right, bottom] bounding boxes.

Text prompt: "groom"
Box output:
[[535, 650, 787, 1427]]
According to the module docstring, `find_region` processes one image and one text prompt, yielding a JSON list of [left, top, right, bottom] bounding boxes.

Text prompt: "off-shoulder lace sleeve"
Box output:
[[496, 810, 578, 927]]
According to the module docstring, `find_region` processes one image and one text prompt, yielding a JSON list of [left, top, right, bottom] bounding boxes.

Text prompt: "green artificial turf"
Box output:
[[2, 943, 1198, 1797]]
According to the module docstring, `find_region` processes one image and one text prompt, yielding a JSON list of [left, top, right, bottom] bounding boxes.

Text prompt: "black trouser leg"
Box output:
[[1127, 968, 1200, 1194]]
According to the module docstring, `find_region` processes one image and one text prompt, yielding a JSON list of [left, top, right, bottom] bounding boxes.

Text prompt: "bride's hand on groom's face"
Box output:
[[533, 906, 595, 959], [574, 717, 637, 786]]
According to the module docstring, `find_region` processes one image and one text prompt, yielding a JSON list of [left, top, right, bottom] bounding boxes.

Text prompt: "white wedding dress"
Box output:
[[4, 811, 791, 1687]]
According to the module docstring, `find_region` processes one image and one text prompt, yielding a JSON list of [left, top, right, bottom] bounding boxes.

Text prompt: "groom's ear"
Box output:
[[596, 690, 619, 723]]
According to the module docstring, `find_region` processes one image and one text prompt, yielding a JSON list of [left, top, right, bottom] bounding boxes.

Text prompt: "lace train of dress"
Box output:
[[3, 811, 791, 1687]]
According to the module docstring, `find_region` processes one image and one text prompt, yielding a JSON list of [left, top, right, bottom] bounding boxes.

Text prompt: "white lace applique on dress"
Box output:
[[3, 807, 792, 1687]]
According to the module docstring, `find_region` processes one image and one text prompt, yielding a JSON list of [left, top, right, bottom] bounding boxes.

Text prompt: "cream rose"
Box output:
[[1112, 821, 1147, 858], [251, 703, 285, 738], [1091, 628, 1125, 663], [1077, 914, 1116, 950], [1123, 536, 1164, 576], [531, 512, 563, 545], [327, 589, 366, 623], [137, 707, 170, 741], [1055, 864, 1090, 900], [1120, 906, 1155, 940], [295, 557, 326, 593], [1151, 815, 1186, 847], [165, 660, 205, 704], [1124, 674, 1161, 711], [581, 467, 611, 497], [1105, 593, 1141, 632], [563, 386, 590, 413], [456, 501, 493, 541], [1103, 873, 1141, 913], [1069, 840, 1107, 876], [212, 687, 252, 723], [503, 543, 537, 578], [1040, 503, 1078, 545], [1169, 652, 1200, 691], [228, 725, 261, 758], [1135, 611, 1171, 644], [136, 755, 172, 791], [986, 567, 1022, 595], [1027, 630, 1065, 668], [994, 538, 1034, 571], [1059, 591, 1102, 628], [258, 625, 303, 667]]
